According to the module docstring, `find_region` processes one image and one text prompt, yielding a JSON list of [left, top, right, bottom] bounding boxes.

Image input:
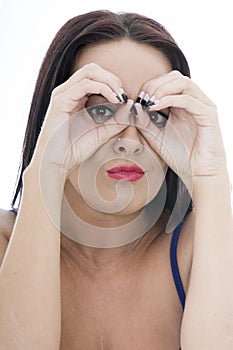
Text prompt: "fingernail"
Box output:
[[141, 92, 150, 106], [120, 88, 128, 103], [144, 93, 150, 102], [148, 100, 161, 108], [136, 91, 145, 104], [145, 100, 154, 107], [115, 94, 122, 102], [122, 92, 128, 102], [145, 95, 159, 107]]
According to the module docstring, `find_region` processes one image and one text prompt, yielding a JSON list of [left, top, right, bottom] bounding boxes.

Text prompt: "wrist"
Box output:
[[191, 170, 232, 206], [22, 164, 64, 227]]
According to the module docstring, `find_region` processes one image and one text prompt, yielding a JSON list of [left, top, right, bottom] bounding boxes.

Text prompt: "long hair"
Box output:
[[11, 10, 193, 224]]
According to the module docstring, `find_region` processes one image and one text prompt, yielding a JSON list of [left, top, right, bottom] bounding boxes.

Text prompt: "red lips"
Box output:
[[107, 164, 145, 181]]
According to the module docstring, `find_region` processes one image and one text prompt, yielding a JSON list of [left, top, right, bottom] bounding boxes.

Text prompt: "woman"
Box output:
[[0, 10, 232, 350]]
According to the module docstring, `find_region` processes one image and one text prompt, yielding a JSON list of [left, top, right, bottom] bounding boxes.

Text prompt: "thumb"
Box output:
[[134, 105, 193, 185]]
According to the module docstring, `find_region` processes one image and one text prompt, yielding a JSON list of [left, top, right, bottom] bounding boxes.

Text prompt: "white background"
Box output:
[[0, 0, 232, 209]]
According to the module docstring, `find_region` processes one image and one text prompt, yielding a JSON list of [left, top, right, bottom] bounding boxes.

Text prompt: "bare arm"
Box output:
[[136, 70, 233, 349], [0, 63, 126, 350], [181, 171, 233, 349], [0, 169, 61, 350]]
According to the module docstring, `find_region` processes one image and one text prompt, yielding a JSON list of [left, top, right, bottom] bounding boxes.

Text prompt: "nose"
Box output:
[[113, 126, 144, 156]]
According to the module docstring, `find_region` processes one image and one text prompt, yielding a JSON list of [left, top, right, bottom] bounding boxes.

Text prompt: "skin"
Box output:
[[0, 38, 232, 350], [56, 39, 233, 348], [61, 40, 172, 272]]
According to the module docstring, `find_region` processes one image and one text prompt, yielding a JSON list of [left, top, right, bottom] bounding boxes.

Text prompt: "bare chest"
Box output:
[[59, 245, 183, 350]]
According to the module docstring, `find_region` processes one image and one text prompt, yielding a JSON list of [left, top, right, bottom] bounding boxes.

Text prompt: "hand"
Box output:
[[22, 63, 134, 227], [27, 63, 132, 184], [134, 70, 227, 191]]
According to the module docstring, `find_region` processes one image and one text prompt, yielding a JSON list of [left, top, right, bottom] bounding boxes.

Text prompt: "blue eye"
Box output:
[[146, 110, 168, 128], [87, 104, 117, 124]]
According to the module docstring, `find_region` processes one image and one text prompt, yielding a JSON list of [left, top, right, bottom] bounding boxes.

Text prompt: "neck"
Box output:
[[60, 179, 166, 273]]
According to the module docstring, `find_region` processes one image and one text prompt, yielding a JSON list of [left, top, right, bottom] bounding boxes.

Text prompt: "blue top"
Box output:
[[9, 209, 18, 215], [170, 221, 185, 350], [170, 221, 186, 310], [9, 209, 185, 349]]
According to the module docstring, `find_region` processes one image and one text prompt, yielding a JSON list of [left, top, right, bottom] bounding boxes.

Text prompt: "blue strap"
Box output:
[[170, 221, 186, 310], [9, 209, 17, 215]]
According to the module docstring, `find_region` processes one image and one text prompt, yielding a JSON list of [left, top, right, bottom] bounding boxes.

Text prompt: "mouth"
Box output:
[[106, 164, 145, 182]]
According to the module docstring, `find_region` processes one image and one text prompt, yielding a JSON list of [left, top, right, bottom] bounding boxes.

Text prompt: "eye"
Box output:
[[146, 110, 168, 129], [87, 104, 118, 124]]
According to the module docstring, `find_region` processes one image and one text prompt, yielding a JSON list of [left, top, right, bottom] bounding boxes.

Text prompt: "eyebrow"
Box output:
[[85, 94, 109, 108], [88, 94, 108, 101]]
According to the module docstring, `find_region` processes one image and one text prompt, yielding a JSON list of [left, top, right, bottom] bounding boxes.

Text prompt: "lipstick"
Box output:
[[107, 164, 145, 181]]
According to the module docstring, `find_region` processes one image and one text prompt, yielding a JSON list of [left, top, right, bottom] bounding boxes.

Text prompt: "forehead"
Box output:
[[75, 40, 172, 99]]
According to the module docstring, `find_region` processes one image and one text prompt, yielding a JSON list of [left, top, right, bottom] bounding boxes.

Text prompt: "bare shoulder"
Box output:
[[0, 208, 17, 240], [0, 208, 17, 266]]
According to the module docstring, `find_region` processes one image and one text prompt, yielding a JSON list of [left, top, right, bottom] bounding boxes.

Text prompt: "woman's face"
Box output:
[[68, 40, 171, 216]]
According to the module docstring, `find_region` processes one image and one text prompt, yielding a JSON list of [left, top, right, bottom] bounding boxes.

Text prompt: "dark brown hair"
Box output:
[[11, 10, 193, 224]]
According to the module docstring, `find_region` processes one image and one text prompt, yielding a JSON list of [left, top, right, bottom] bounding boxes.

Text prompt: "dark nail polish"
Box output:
[[136, 91, 145, 105], [145, 100, 155, 108], [136, 96, 143, 104], [119, 88, 128, 103], [116, 94, 122, 102], [121, 92, 128, 103], [140, 98, 147, 106]]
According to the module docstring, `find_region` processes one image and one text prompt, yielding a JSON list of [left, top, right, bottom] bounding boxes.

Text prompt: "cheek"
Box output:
[[155, 159, 168, 178], [145, 159, 167, 202], [68, 167, 81, 193], [96, 167, 120, 201]]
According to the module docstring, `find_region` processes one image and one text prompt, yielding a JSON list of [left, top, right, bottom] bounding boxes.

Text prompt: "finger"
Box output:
[[55, 63, 124, 99], [53, 79, 121, 114], [133, 102, 169, 135], [137, 115, 194, 183], [69, 100, 134, 143], [141, 70, 216, 108], [148, 94, 218, 122], [132, 104, 188, 177], [103, 100, 134, 128], [134, 103, 151, 129], [68, 102, 134, 164], [140, 70, 183, 99]]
